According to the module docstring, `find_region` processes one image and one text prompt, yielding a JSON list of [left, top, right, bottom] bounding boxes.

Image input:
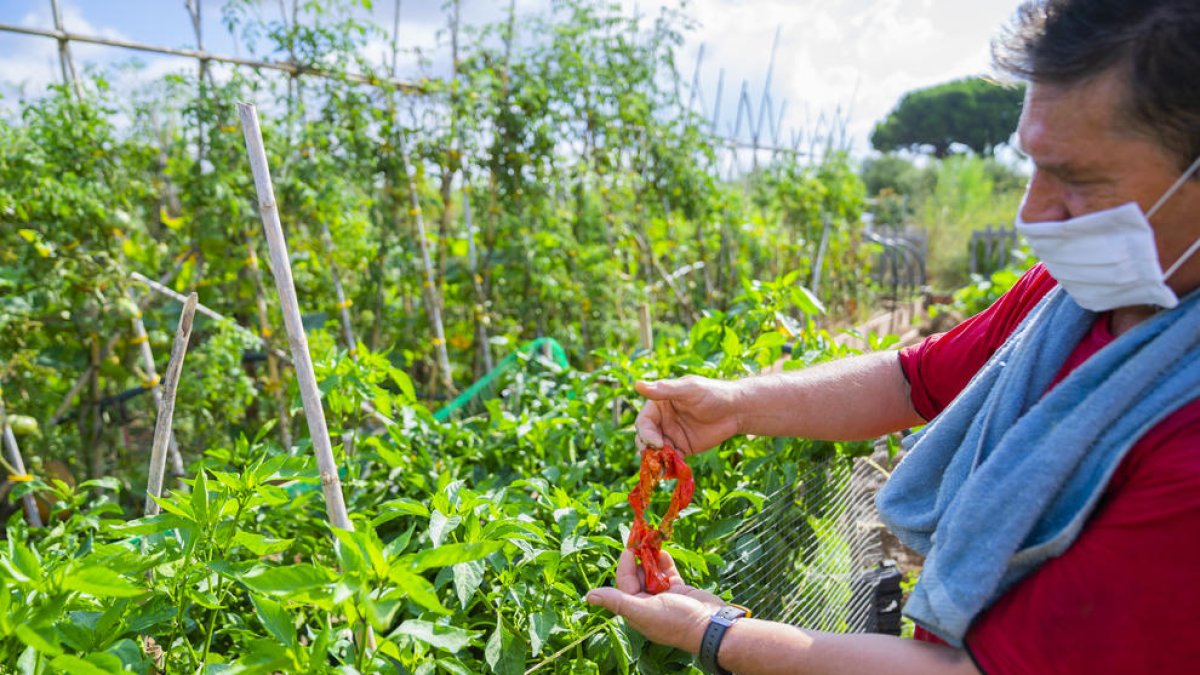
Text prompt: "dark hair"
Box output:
[[992, 0, 1200, 170]]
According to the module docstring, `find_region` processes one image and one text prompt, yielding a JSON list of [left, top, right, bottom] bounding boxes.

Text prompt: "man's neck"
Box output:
[[1109, 306, 1160, 336]]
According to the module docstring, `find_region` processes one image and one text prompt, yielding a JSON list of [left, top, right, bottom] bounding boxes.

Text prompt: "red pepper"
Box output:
[[626, 444, 695, 594]]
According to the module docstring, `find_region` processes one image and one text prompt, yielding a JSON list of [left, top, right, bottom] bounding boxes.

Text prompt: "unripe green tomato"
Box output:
[[8, 414, 38, 437]]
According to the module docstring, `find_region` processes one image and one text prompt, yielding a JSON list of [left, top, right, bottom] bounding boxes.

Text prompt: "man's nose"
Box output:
[[1019, 171, 1070, 222]]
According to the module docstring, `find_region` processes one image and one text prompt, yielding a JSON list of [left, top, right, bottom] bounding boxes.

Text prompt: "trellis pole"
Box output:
[[398, 132, 456, 397], [145, 293, 197, 517], [48, 0, 81, 99], [637, 304, 654, 352], [0, 391, 42, 527], [127, 288, 186, 479], [319, 222, 359, 360], [238, 103, 352, 532], [240, 101, 376, 654]]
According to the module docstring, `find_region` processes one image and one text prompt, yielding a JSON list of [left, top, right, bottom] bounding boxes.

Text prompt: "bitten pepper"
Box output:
[[626, 444, 695, 594]]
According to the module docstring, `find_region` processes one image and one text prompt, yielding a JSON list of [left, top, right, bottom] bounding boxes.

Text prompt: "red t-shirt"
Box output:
[[900, 264, 1200, 674]]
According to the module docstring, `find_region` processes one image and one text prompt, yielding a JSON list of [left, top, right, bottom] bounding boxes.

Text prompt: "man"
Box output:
[[586, 1, 1200, 672]]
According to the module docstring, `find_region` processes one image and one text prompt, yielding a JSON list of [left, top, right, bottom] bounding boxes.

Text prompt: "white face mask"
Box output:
[[1015, 155, 1200, 312]]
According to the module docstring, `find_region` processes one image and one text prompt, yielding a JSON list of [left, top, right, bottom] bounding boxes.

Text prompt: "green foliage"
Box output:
[[1, 279, 877, 672], [944, 250, 1037, 317], [860, 153, 1027, 289], [871, 77, 1025, 158], [0, 2, 893, 669]]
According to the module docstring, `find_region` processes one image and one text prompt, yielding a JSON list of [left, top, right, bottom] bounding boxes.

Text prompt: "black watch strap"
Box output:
[[699, 605, 748, 675]]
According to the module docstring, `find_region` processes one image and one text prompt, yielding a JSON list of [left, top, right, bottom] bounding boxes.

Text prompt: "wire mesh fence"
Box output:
[[720, 455, 899, 634]]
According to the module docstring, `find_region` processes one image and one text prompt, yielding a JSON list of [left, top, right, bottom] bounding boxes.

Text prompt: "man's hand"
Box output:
[[586, 549, 725, 653], [634, 376, 742, 456]]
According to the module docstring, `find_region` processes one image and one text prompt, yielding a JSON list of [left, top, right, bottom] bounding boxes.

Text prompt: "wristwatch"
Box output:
[[699, 604, 751, 675]]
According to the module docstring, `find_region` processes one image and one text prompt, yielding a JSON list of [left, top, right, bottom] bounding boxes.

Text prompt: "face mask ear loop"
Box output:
[[1149, 156, 1200, 281], [1147, 155, 1200, 219]]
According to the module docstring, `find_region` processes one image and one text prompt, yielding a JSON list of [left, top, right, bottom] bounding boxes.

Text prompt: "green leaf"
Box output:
[[383, 524, 416, 559], [14, 624, 62, 655], [428, 510, 461, 548], [251, 594, 297, 647], [233, 531, 294, 557], [529, 609, 557, 658], [104, 639, 149, 671], [150, 495, 195, 521], [4, 540, 43, 586], [389, 568, 450, 615], [791, 285, 826, 315], [391, 619, 479, 653], [109, 513, 193, 537], [409, 541, 503, 572], [484, 622, 525, 675], [239, 564, 332, 596], [720, 328, 742, 358], [62, 566, 145, 598], [377, 497, 430, 519], [451, 560, 485, 610], [560, 535, 591, 558], [191, 470, 210, 526], [47, 654, 119, 675]]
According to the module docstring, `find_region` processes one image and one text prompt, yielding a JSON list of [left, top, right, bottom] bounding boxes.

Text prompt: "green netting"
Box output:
[[432, 337, 570, 421]]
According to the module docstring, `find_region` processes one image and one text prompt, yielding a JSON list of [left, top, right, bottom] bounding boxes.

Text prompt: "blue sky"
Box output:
[[0, 0, 1027, 155]]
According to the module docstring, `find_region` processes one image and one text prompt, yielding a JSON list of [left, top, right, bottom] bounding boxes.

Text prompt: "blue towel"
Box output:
[[875, 285, 1200, 646]]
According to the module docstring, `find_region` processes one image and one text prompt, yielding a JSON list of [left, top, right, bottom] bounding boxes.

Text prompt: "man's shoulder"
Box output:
[[998, 263, 1057, 309]]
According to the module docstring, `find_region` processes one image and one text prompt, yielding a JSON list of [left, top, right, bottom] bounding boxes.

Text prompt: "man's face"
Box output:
[[1016, 67, 1200, 292]]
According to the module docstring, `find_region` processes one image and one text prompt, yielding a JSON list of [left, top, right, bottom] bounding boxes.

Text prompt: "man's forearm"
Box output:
[[718, 619, 979, 675], [732, 352, 923, 441]]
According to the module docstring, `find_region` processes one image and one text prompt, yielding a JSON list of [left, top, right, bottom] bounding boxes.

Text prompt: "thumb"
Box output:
[[636, 378, 685, 401], [586, 587, 643, 620]]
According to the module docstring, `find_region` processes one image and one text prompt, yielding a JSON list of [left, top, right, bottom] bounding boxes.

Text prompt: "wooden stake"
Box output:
[[128, 289, 186, 478], [145, 293, 197, 517], [319, 222, 359, 360], [637, 304, 654, 352], [238, 102, 352, 532], [48, 0, 81, 99], [398, 131, 456, 396], [0, 393, 43, 527]]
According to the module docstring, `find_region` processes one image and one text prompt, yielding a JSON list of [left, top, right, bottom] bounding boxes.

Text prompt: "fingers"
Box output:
[[634, 403, 665, 451], [586, 586, 642, 620], [657, 550, 687, 589], [615, 549, 644, 594], [635, 378, 684, 401]]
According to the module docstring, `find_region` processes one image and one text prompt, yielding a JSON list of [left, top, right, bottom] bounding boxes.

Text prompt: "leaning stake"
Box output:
[[0, 391, 42, 527], [238, 102, 353, 532], [145, 293, 197, 517]]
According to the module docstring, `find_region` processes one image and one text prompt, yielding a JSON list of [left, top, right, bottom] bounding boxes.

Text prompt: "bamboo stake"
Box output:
[[129, 272, 288, 362], [128, 289, 186, 478], [637, 304, 653, 352], [145, 293, 197, 517], [242, 101, 376, 654], [245, 239, 293, 450], [0, 22, 421, 93], [238, 102, 352, 532], [398, 132, 456, 396], [0, 392, 43, 527], [319, 223, 359, 360], [48, 0, 81, 99], [88, 334, 103, 477]]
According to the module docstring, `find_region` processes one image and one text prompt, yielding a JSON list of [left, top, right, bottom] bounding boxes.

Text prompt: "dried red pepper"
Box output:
[[626, 444, 695, 594]]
